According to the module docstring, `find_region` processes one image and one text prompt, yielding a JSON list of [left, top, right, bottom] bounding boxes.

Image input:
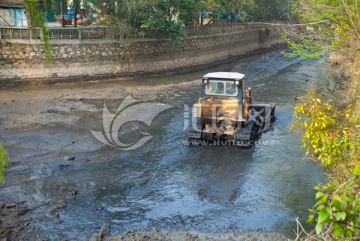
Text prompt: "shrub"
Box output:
[[292, 89, 360, 238]]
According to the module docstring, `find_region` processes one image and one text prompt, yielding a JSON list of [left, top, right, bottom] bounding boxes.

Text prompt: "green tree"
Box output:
[[0, 145, 7, 184], [88, 0, 193, 41], [142, 0, 192, 41], [251, 0, 288, 21], [88, 0, 154, 39], [193, 0, 288, 24]]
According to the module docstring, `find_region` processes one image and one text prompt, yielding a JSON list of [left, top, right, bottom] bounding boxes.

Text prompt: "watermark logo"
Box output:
[[91, 96, 173, 151]]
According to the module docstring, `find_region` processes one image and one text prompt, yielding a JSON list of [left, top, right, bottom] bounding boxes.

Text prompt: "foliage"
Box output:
[[285, 0, 360, 68], [24, 0, 52, 61], [194, 0, 288, 24], [281, 34, 330, 59], [89, 0, 143, 40], [0, 145, 7, 184], [169, 0, 195, 25], [251, 0, 288, 21], [308, 164, 360, 238], [33, 0, 294, 42], [88, 0, 190, 41], [140, 0, 188, 41], [292, 89, 360, 238], [291, 90, 357, 166], [297, 0, 360, 46]]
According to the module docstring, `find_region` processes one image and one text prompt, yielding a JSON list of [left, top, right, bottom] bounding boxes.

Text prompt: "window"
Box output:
[[205, 80, 238, 96]]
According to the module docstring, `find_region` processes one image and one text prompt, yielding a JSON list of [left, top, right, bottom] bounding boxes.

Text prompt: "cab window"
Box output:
[[205, 80, 238, 96]]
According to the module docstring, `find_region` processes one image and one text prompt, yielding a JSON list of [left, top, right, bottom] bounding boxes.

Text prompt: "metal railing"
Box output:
[[0, 27, 41, 39], [0, 23, 270, 40], [0, 26, 113, 40]]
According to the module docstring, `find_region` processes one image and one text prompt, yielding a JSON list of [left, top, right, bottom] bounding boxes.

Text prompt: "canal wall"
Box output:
[[0, 25, 285, 83]]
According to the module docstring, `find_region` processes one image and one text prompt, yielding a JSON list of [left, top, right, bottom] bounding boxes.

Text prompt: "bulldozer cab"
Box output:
[[202, 72, 245, 99], [198, 72, 250, 123]]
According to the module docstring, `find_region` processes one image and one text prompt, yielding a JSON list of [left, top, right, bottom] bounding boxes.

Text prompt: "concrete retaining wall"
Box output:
[[0, 26, 285, 82]]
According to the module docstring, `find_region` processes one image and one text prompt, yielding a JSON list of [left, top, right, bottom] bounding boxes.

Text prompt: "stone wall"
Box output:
[[0, 26, 285, 82]]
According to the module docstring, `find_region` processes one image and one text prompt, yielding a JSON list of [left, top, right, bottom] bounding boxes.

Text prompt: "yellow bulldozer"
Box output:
[[188, 72, 276, 146]]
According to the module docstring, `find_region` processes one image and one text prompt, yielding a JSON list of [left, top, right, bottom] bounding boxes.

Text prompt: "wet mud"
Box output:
[[0, 52, 340, 240]]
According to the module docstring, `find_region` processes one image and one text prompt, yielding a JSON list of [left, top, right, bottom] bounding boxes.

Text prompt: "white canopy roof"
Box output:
[[202, 72, 246, 80]]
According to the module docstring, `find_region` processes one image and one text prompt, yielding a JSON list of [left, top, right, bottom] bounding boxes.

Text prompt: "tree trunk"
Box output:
[[74, 1, 78, 27], [24, 3, 32, 27], [60, 0, 65, 27]]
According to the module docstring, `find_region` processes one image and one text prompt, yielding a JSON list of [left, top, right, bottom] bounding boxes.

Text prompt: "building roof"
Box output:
[[202, 72, 246, 80], [0, 0, 23, 8]]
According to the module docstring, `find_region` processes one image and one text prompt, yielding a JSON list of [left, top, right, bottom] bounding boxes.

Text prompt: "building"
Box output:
[[0, 0, 28, 27]]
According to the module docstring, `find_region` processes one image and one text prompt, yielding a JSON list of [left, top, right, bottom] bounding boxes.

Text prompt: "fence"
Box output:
[[0, 26, 111, 40], [0, 23, 270, 40], [184, 22, 265, 36]]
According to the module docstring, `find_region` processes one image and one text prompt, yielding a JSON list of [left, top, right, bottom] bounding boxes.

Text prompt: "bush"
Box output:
[[309, 164, 360, 238], [292, 89, 360, 238], [291, 90, 356, 167]]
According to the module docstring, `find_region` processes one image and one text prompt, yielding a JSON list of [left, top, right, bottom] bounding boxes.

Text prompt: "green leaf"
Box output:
[[320, 194, 328, 203], [314, 185, 320, 191], [315, 192, 324, 199], [344, 196, 354, 202], [316, 222, 323, 235], [307, 215, 314, 223], [318, 209, 329, 223], [332, 194, 342, 210], [345, 229, 353, 238], [335, 212, 346, 221], [333, 226, 344, 237], [326, 207, 332, 215], [353, 164, 360, 176], [317, 204, 325, 211]]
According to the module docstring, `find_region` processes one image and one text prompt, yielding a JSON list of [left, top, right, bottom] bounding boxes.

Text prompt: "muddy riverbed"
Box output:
[[0, 52, 340, 240]]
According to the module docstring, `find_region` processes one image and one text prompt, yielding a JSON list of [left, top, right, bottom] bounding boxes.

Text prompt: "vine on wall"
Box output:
[[24, 0, 52, 61]]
